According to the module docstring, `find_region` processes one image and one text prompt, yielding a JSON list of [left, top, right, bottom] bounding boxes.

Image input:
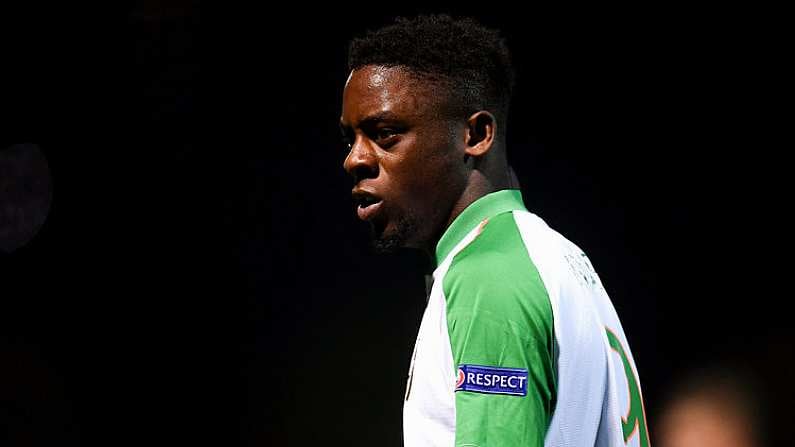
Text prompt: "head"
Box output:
[[340, 15, 516, 253], [657, 369, 763, 447]]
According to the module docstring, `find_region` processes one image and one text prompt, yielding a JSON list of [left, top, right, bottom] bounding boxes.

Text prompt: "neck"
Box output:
[[420, 163, 511, 264]]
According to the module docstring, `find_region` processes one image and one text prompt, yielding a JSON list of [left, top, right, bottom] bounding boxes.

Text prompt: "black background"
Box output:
[[1, 2, 789, 445]]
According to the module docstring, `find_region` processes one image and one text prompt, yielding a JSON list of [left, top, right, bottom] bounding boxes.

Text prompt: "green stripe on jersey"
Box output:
[[436, 190, 528, 266], [442, 210, 556, 446]]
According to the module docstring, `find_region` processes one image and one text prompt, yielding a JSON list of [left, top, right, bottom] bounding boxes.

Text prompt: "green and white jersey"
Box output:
[[403, 190, 649, 447]]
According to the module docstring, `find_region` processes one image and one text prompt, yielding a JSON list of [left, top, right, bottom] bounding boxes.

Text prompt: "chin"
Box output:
[[371, 235, 403, 254], [369, 215, 417, 254]]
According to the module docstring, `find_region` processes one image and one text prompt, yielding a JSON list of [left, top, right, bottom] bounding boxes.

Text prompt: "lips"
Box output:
[[357, 200, 383, 221], [352, 190, 384, 222]]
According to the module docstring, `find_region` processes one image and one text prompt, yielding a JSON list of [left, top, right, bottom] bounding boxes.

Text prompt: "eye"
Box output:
[[376, 128, 397, 141], [341, 134, 353, 150], [372, 128, 401, 148], [340, 127, 354, 151]]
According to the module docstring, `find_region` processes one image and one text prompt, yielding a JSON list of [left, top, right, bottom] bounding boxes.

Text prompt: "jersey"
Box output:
[[403, 189, 649, 447]]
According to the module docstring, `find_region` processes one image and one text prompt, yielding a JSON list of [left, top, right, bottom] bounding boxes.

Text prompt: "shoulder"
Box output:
[[442, 211, 552, 334]]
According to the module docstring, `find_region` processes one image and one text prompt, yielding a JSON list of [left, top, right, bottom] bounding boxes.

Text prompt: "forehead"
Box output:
[[341, 65, 438, 124]]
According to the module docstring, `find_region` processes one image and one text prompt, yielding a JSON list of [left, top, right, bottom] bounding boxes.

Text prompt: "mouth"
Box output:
[[352, 190, 384, 222]]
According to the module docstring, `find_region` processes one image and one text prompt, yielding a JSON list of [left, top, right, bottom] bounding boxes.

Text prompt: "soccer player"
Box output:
[[340, 15, 650, 447]]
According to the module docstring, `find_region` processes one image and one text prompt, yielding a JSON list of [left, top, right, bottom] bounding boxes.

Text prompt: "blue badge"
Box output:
[[455, 364, 528, 396]]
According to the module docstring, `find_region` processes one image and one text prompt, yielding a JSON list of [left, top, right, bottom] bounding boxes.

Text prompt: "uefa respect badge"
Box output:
[[455, 364, 528, 396]]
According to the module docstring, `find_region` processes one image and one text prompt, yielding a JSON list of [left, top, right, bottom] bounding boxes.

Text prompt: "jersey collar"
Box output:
[[434, 189, 527, 266]]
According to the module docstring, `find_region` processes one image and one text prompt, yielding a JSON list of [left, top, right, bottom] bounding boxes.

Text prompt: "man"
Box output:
[[340, 15, 649, 446]]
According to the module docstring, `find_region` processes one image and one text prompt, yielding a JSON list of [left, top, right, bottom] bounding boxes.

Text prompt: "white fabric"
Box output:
[[403, 210, 647, 446]]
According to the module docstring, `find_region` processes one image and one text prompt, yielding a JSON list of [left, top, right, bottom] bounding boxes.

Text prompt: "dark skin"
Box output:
[[341, 65, 512, 258]]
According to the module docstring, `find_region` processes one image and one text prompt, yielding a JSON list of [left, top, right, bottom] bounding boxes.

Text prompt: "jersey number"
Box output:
[[606, 328, 650, 447]]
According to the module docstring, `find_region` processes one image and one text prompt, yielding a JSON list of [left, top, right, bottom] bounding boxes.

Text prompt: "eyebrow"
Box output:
[[360, 111, 401, 124], [340, 111, 403, 130]]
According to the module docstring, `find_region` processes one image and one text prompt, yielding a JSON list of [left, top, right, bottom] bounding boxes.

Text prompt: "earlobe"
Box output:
[[465, 111, 496, 158]]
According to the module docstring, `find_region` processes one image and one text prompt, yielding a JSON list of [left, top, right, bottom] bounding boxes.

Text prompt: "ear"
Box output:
[[464, 111, 497, 158]]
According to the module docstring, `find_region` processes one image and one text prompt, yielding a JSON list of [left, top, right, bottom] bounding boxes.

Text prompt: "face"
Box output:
[[340, 65, 469, 253]]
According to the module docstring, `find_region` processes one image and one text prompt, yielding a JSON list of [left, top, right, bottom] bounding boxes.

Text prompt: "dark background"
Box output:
[[1, 2, 789, 445]]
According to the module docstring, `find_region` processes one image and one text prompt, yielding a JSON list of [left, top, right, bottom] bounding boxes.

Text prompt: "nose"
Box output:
[[343, 136, 378, 183]]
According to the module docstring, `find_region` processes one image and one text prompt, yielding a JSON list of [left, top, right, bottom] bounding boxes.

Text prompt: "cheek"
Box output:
[[403, 154, 465, 214], [383, 132, 466, 202], [412, 132, 465, 176]]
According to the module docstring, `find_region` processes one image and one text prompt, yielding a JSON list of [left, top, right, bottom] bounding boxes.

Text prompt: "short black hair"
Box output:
[[348, 14, 515, 126]]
